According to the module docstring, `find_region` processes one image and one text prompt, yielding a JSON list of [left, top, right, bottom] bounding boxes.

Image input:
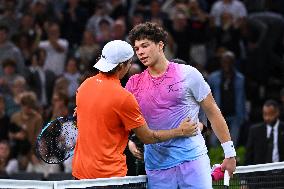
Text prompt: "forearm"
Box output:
[[150, 128, 184, 144], [133, 118, 197, 144], [133, 126, 183, 144], [206, 104, 231, 143]]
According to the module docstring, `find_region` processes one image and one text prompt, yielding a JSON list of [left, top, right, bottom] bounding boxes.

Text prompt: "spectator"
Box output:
[[14, 33, 37, 67], [245, 100, 284, 165], [146, 0, 169, 25], [207, 51, 246, 147], [27, 48, 56, 108], [26, 150, 61, 178], [60, 0, 89, 50], [75, 30, 100, 72], [44, 91, 70, 123], [17, 13, 36, 37], [9, 91, 42, 158], [112, 19, 128, 41], [109, 0, 128, 20], [85, 3, 114, 38], [188, 0, 211, 70], [0, 59, 23, 95], [214, 12, 242, 60], [0, 140, 19, 178], [96, 18, 113, 48], [4, 76, 27, 117], [0, 25, 27, 77], [167, 10, 190, 62], [29, 0, 58, 28], [240, 12, 284, 107], [39, 22, 68, 76], [63, 56, 81, 99], [0, 0, 21, 37], [210, 0, 247, 27], [128, 10, 145, 29]]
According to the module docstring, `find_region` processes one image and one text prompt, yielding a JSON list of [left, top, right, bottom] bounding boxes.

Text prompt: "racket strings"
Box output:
[[36, 117, 77, 164]]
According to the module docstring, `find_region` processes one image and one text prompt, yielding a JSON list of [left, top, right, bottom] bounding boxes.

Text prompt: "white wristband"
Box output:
[[221, 141, 236, 158]]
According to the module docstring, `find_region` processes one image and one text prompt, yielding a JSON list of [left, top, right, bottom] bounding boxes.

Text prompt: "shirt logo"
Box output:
[[135, 115, 142, 121]]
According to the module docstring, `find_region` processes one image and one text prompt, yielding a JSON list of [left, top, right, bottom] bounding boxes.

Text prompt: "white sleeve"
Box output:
[[188, 68, 211, 102]]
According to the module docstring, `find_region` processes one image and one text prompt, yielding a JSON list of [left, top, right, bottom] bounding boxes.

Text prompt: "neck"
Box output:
[[148, 56, 169, 77], [100, 71, 120, 80]]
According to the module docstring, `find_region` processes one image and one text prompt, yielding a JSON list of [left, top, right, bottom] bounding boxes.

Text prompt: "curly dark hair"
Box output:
[[128, 22, 168, 47]]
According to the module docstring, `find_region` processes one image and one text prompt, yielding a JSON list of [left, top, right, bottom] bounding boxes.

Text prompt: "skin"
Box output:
[[130, 38, 236, 177], [263, 105, 279, 125]]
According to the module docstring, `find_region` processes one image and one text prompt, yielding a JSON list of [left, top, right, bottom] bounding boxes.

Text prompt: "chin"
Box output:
[[142, 61, 152, 67]]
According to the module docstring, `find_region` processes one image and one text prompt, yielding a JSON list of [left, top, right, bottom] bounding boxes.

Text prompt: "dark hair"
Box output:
[[32, 48, 46, 61], [2, 58, 16, 68], [54, 90, 69, 106], [264, 99, 280, 110], [19, 91, 37, 109], [128, 22, 168, 47]]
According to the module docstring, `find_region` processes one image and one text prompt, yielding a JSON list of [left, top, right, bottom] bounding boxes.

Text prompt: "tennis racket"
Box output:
[[35, 116, 77, 164]]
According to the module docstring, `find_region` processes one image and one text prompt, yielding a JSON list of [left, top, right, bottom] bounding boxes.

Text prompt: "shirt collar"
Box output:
[[267, 119, 280, 129]]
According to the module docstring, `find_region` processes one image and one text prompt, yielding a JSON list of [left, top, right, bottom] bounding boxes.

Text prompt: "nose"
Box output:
[[136, 48, 144, 57]]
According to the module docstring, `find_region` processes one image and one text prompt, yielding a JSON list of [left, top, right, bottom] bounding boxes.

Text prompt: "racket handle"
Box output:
[[224, 170, 230, 188]]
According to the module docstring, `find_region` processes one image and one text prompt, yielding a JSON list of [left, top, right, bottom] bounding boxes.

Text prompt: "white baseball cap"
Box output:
[[94, 40, 134, 72]]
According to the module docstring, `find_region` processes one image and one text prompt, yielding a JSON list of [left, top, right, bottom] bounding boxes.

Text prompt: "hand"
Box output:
[[221, 157, 236, 178], [178, 117, 199, 137], [128, 140, 143, 160]]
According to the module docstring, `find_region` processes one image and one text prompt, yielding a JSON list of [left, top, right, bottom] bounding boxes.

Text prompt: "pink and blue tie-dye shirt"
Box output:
[[125, 62, 211, 170]]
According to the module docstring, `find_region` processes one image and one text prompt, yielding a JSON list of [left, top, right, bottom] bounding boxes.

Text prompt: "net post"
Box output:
[[53, 181, 58, 189]]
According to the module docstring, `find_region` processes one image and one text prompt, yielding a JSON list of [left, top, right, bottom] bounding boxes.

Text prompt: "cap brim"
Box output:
[[93, 58, 118, 72]]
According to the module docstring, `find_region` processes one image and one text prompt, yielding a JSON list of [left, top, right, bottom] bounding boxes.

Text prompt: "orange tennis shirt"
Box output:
[[72, 73, 146, 179]]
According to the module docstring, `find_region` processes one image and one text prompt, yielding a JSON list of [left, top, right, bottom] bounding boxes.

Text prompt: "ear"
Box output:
[[117, 63, 124, 70], [158, 41, 164, 51]]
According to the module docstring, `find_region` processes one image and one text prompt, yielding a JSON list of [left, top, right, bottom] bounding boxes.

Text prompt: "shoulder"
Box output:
[[126, 70, 147, 89], [171, 62, 200, 77], [77, 76, 95, 90]]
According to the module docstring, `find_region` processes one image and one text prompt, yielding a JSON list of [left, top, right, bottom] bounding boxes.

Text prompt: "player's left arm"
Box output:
[[200, 93, 236, 177]]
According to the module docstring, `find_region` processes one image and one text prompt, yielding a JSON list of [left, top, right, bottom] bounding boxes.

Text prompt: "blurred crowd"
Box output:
[[0, 0, 284, 179]]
